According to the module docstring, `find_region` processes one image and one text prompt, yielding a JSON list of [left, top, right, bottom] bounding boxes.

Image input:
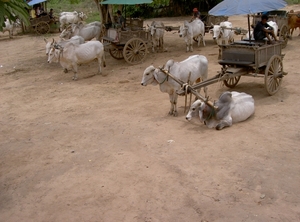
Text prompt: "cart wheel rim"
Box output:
[[123, 38, 147, 65], [223, 75, 241, 88], [36, 21, 50, 35], [279, 25, 288, 48], [265, 55, 283, 95], [109, 46, 124, 60]]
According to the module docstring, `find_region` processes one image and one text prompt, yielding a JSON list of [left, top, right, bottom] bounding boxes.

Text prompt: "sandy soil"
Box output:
[[1, 5, 300, 222]]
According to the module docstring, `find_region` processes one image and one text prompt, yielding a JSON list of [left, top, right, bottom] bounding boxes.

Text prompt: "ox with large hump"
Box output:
[[210, 21, 235, 45], [44, 35, 85, 55], [186, 91, 255, 130], [210, 21, 235, 59], [141, 55, 208, 116], [178, 18, 205, 52], [148, 21, 165, 53], [47, 40, 106, 80], [60, 21, 103, 41], [59, 11, 87, 30]]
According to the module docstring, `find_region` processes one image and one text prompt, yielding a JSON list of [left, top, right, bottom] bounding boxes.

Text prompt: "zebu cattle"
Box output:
[[149, 21, 165, 52], [141, 55, 208, 116], [44, 35, 85, 55], [179, 19, 205, 52], [210, 21, 235, 45], [186, 91, 255, 130], [288, 10, 300, 37], [210, 21, 234, 59], [59, 11, 87, 30], [60, 21, 102, 41], [47, 41, 106, 80], [2, 19, 19, 38], [60, 11, 78, 16]]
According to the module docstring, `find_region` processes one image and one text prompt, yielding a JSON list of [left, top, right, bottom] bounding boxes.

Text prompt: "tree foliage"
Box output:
[[0, 0, 30, 31]]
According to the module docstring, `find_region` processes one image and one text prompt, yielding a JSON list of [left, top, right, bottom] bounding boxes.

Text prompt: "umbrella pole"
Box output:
[[248, 14, 251, 43]]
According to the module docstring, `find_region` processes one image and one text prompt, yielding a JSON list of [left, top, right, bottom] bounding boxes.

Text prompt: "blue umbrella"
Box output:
[[209, 0, 287, 16]]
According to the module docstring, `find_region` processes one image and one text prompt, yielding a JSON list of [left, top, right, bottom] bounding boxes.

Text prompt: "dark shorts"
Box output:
[[254, 31, 266, 41]]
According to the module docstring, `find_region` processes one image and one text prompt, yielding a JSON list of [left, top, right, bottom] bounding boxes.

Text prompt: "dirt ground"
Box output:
[[1, 5, 300, 222]]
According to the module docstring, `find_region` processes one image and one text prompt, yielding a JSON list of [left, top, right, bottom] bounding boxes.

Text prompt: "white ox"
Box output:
[[210, 21, 235, 45], [179, 18, 206, 52], [2, 18, 20, 38], [47, 41, 106, 80], [186, 91, 255, 130], [149, 21, 165, 52], [44, 35, 85, 55], [141, 55, 208, 116], [243, 21, 278, 40], [59, 11, 87, 30], [60, 21, 102, 41]]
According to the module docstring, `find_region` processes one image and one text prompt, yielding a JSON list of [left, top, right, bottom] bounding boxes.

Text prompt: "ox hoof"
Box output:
[[216, 123, 227, 130], [63, 69, 68, 73]]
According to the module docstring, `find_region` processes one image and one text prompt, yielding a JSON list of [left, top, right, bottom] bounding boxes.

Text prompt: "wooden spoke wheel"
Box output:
[[123, 38, 147, 65], [265, 55, 283, 95], [223, 76, 241, 88], [279, 25, 289, 48], [109, 46, 124, 60], [35, 22, 50, 34]]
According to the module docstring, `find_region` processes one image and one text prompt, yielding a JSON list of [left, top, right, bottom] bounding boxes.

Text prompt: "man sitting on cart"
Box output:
[[116, 10, 125, 30], [254, 14, 278, 43]]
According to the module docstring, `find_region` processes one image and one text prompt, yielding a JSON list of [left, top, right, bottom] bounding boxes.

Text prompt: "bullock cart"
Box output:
[[102, 25, 150, 65], [252, 10, 290, 48], [159, 41, 286, 108], [29, 15, 59, 34]]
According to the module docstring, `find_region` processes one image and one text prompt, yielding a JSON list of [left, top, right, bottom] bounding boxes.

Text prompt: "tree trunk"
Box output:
[[93, 0, 104, 23]]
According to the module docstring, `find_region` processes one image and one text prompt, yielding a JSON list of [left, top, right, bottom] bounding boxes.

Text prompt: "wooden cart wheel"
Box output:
[[123, 38, 147, 65], [279, 25, 289, 48], [109, 46, 124, 60], [264, 55, 283, 95], [35, 21, 50, 34], [223, 75, 241, 88]]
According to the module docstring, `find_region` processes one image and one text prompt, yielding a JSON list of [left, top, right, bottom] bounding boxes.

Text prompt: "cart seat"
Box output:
[[233, 40, 265, 46], [218, 60, 254, 66]]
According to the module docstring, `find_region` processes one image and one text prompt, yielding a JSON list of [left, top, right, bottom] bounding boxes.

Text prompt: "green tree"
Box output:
[[0, 0, 30, 31]]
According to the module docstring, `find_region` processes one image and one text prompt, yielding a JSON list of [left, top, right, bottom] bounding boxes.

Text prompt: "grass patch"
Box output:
[[48, 0, 101, 23]]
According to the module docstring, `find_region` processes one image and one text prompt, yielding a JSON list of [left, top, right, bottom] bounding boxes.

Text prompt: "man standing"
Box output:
[[254, 14, 278, 43]]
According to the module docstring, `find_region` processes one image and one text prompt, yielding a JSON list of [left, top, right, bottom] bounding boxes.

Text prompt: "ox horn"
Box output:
[[44, 38, 48, 43]]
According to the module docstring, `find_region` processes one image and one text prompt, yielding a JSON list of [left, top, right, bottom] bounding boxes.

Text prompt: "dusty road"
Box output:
[[1, 5, 300, 222]]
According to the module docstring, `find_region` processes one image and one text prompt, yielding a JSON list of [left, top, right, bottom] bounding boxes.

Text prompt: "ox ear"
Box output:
[[211, 22, 215, 27], [44, 38, 48, 43]]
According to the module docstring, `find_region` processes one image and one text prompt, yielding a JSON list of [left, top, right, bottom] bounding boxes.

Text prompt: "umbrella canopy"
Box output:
[[27, 0, 47, 6], [209, 0, 287, 16], [101, 0, 152, 4]]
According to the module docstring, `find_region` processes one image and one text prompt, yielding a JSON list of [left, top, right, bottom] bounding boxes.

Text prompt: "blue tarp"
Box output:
[[209, 0, 287, 16], [101, 0, 152, 5], [27, 0, 47, 6]]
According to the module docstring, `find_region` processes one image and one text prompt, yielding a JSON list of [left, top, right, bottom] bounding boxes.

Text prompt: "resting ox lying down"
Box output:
[[186, 91, 255, 130]]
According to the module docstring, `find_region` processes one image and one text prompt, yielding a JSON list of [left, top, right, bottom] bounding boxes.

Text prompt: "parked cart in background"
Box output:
[[102, 20, 150, 65], [27, 0, 60, 35]]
